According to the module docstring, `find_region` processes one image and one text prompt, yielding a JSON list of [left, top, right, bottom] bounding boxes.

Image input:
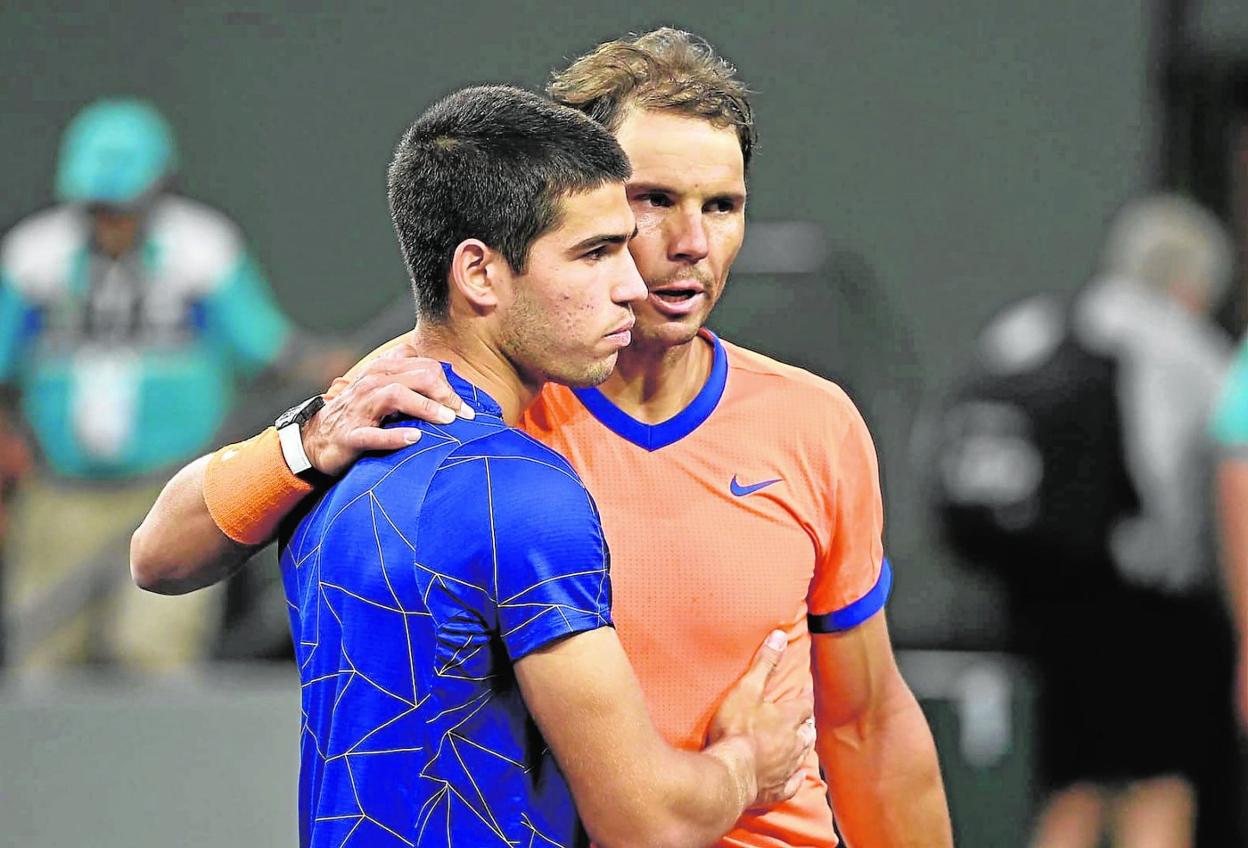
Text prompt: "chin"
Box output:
[[551, 355, 615, 389], [632, 320, 703, 351]]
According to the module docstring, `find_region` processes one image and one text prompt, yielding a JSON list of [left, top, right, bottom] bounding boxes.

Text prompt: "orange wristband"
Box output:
[[203, 428, 316, 545]]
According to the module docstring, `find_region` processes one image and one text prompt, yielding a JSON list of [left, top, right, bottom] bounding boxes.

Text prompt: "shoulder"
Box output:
[[439, 424, 589, 503], [300, 419, 514, 543], [422, 423, 606, 581], [146, 195, 246, 286], [1, 205, 84, 297], [722, 338, 867, 435]]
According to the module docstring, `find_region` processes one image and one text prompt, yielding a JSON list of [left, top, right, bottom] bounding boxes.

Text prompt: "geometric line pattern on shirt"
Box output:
[[281, 397, 608, 847]]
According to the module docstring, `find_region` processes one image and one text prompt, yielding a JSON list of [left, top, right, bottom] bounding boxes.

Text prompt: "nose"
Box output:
[[613, 249, 648, 306], [667, 208, 710, 264]]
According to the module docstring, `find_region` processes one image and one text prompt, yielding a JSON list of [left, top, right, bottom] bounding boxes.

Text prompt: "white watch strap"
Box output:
[[277, 422, 314, 476]]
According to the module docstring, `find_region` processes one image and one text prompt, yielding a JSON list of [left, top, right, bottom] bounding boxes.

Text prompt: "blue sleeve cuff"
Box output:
[[503, 609, 613, 662], [807, 558, 893, 634]]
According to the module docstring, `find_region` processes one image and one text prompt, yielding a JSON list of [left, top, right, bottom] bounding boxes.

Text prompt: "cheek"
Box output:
[[627, 234, 665, 283], [572, 282, 604, 323], [543, 278, 598, 340], [709, 220, 745, 270]]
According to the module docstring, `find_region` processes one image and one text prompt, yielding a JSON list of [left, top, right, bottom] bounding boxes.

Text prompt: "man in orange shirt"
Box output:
[[133, 29, 951, 846]]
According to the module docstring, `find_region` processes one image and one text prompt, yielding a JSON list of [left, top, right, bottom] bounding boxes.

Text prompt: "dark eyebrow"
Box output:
[[629, 182, 746, 206], [629, 182, 671, 194], [569, 226, 638, 254]]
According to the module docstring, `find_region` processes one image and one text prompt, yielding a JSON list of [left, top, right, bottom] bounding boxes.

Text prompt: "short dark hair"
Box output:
[[548, 28, 756, 169], [388, 85, 631, 321]]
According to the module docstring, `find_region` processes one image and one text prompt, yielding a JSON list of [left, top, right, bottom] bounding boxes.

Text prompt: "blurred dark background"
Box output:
[[0, 0, 1183, 647], [4, 1, 1248, 845]]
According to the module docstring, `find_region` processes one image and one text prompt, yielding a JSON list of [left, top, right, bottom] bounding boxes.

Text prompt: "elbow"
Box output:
[[129, 524, 164, 592], [572, 749, 727, 848], [129, 523, 184, 595]]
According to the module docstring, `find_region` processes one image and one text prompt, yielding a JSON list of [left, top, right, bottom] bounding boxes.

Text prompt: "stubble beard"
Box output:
[[500, 297, 613, 391], [626, 267, 719, 358], [623, 306, 707, 364]]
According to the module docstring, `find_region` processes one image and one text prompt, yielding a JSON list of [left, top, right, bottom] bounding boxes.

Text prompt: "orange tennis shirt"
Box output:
[[233, 328, 890, 846], [521, 329, 889, 848]]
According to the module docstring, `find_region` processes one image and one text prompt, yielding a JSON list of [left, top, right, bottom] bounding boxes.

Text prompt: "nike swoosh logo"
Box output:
[[730, 475, 782, 497]]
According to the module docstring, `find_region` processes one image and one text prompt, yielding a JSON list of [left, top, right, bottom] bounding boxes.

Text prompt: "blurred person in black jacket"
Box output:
[[931, 194, 1239, 848]]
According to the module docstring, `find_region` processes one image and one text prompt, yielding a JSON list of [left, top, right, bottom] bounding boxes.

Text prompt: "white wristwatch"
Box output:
[[275, 395, 326, 478]]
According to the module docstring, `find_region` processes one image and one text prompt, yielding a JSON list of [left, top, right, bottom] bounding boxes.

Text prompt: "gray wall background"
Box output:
[[0, 1, 1173, 647], [9, 3, 1248, 846]]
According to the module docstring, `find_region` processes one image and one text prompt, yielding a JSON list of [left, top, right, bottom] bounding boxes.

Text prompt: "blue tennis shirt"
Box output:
[[279, 366, 613, 847]]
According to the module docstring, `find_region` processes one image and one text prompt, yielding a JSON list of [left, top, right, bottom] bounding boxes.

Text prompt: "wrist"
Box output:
[[705, 734, 758, 812], [204, 429, 316, 545], [275, 395, 330, 480]]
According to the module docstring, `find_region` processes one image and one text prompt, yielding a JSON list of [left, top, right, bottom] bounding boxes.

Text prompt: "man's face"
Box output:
[[88, 205, 142, 259], [498, 182, 645, 388], [614, 109, 746, 352]]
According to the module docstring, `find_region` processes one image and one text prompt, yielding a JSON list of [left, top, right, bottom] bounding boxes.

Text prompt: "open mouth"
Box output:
[[648, 286, 706, 317], [651, 288, 701, 304]]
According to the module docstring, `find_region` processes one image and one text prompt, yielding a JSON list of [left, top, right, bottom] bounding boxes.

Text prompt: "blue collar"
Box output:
[[442, 362, 504, 418], [571, 331, 728, 452]]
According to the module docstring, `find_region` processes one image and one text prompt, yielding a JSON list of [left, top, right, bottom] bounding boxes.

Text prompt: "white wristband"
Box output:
[[277, 422, 314, 476]]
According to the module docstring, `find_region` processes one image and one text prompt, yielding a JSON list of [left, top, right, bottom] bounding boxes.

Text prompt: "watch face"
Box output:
[[275, 404, 303, 430], [277, 395, 324, 430]]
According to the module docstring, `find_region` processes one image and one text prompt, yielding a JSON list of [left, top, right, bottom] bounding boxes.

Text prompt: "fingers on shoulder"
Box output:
[[346, 426, 420, 452]]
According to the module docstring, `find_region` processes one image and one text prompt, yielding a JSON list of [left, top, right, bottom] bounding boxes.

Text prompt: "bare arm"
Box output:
[[130, 455, 257, 593], [812, 613, 952, 847], [130, 341, 467, 594], [516, 628, 814, 848], [1217, 457, 1248, 728]]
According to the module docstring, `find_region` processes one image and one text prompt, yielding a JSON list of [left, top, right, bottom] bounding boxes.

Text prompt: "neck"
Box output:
[[409, 322, 540, 425], [597, 331, 714, 424]]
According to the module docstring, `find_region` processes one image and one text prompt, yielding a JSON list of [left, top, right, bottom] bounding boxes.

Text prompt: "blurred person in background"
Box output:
[[0, 98, 334, 671], [932, 194, 1238, 847], [133, 29, 952, 847]]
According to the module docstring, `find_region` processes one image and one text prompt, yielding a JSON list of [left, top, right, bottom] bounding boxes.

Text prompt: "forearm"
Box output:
[[517, 627, 779, 848], [818, 676, 951, 847], [618, 736, 755, 848], [556, 699, 756, 847], [130, 455, 257, 594], [131, 423, 319, 593]]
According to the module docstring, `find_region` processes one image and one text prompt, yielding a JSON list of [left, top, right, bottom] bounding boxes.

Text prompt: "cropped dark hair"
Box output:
[[548, 28, 756, 169], [388, 85, 631, 321]]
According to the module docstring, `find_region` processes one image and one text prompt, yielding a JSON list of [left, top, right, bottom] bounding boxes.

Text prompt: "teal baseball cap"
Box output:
[[55, 98, 177, 205]]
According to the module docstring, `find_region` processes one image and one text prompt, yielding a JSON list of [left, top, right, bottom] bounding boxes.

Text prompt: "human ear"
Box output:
[[448, 239, 503, 313]]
